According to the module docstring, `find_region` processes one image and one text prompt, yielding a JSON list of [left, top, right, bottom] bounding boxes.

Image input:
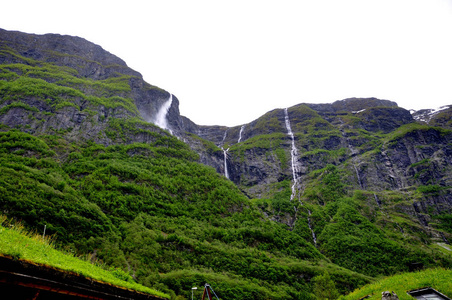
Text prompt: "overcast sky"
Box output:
[[2, 0, 452, 126]]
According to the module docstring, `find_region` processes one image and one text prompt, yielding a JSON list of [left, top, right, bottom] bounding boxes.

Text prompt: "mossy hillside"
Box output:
[[289, 104, 336, 134], [0, 61, 132, 95], [0, 48, 176, 147], [218, 99, 452, 281], [103, 117, 175, 144], [298, 164, 452, 278], [0, 46, 158, 140], [385, 123, 451, 145], [432, 214, 452, 233], [0, 66, 139, 116], [299, 148, 348, 173], [224, 103, 406, 196], [340, 113, 362, 127], [251, 109, 286, 135], [186, 132, 222, 156], [223, 107, 452, 268], [0, 129, 374, 299], [317, 201, 434, 277], [229, 132, 287, 163]]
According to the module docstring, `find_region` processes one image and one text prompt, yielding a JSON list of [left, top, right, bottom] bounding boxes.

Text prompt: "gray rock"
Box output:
[[381, 291, 399, 300]]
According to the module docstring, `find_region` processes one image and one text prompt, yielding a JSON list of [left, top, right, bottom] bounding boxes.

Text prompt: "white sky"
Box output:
[[2, 0, 452, 126]]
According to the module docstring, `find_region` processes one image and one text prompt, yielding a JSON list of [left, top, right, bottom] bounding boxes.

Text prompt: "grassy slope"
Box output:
[[340, 268, 452, 300], [0, 216, 169, 299]]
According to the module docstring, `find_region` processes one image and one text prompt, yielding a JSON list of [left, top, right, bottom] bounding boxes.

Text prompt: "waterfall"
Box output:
[[307, 209, 317, 245], [284, 108, 316, 245], [154, 94, 173, 134], [222, 147, 230, 179], [284, 108, 299, 201], [238, 125, 245, 143], [353, 162, 363, 189], [222, 129, 228, 145]]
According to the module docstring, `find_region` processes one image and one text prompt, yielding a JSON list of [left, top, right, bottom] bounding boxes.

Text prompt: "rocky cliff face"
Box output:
[[185, 99, 416, 193], [0, 28, 178, 146], [175, 98, 452, 246]]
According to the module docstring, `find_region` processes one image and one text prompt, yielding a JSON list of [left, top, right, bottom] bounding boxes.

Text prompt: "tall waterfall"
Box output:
[[238, 125, 245, 143], [283, 108, 318, 246], [154, 94, 173, 134], [222, 147, 230, 179], [284, 108, 299, 201]]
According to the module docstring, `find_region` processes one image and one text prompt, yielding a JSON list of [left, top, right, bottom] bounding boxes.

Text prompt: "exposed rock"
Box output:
[[0, 28, 173, 145], [382, 291, 399, 300], [411, 105, 452, 125]]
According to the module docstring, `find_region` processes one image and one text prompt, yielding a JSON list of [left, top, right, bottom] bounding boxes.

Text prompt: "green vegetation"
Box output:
[[386, 123, 451, 144], [0, 216, 169, 298], [312, 272, 340, 300], [253, 109, 285, 134], [340, 268, 452, 300], [220, 100, 452, 295], [0, 101, 40, 114], [317, 200, 432, 277], [298, 164, 451, 278], [0, 50, 140, 116], [0, 130, 373, 299], [432, 214, 452, 233], [2, 33, 452, 300]]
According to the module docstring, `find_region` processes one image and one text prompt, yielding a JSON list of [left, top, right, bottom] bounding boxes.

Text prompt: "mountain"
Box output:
[[1, 28, 452, 299]]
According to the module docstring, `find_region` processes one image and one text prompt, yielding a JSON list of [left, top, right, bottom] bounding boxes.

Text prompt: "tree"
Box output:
[[312, 272, 339, 300]]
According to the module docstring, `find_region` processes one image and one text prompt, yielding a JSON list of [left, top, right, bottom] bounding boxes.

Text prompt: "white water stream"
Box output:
[[353, 162, 363, 189], [238, 125, 245, 143], [154, 94, 173, 134], [284, 108, 317, 246], [307, 209, 317, 245], [222, 129, 228, 145], [284, 108, 299, 201], [222, 147, 230, 179]]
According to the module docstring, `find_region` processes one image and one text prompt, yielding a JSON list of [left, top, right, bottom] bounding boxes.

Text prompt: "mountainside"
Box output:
[[1, 28, 452, 299]]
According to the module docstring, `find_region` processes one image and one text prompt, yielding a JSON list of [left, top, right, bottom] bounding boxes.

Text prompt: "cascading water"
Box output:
[[284, 108, 299, 201], [238, 125, 245, 143], [222, 129, 228, 145], [154, 94, 173, 134], [284, 108, 317, 246], [353, 162, 363, 189], [307, 210, 317, 245], [222, 147, 230, 179]]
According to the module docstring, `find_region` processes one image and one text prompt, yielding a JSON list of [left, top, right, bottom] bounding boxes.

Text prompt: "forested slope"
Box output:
[[0, 130, 371, 299]]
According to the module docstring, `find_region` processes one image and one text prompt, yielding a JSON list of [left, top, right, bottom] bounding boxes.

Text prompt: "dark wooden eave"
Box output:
[[0, 256, 165, 300]]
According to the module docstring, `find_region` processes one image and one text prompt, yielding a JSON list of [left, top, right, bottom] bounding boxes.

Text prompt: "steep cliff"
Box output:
[[0, 28, 179, 145], [191, 98, 452, 246]]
